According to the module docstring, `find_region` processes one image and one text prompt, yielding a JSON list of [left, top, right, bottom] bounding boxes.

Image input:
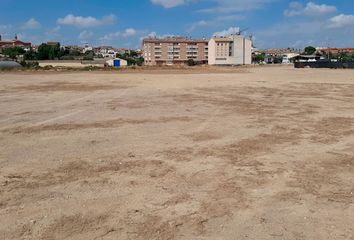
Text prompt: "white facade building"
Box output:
[[208, 35, 252, 65], [282, 53, 300, 64], [100, 49, 117, 58], [106, 58, 127, 67]]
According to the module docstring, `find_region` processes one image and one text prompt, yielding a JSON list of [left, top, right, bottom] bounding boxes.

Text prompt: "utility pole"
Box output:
[[326, 38, 331, 61]]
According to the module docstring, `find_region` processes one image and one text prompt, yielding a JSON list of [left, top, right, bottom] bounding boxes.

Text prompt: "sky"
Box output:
[[0, 0, 353, 49]]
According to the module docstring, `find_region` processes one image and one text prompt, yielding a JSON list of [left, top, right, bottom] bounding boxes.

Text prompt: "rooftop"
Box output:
[[143, 36, 208, 44], [320, 48, 354, 53], [212, 38, 233, 42]]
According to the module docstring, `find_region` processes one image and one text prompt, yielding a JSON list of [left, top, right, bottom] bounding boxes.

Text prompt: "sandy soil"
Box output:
[[0, 66, 354, 239]]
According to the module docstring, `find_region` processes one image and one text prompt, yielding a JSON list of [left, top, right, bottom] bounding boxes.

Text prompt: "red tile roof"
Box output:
[[0, 40, 31, 48]]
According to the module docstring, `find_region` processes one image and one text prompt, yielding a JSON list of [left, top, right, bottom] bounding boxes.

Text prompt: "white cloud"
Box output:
[[254, 16, 354, 49], [187, 20, 208, 32], [143, 31, 158, 39], [215, 14, 246, 22], [22, 18, 41, 29], [152, 0, 274, 12], [140, 31, 175, 42], [213, 27, 241, 37], [199, 0, 275, 13], [49, 26, 61, 34], [284, 2, 336, 17], [0, 24, 12, 32], [328, 14, 354, 29], [151, 0, 187, 8], [57, 14, 117, 28], [100, 28, 138, 42], [45, 26, 61, 39], [79, 30, 94, 40], [100, 32, 120, 42], [150, 0, 276, 13], [121, 28, 137, 38]]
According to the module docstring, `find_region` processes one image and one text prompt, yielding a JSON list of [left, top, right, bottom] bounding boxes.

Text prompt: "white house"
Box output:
[[106, 58, 127, 67], [282, 53, 300, 64]]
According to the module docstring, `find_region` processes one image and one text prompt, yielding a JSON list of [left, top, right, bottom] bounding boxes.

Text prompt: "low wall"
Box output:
[[294, 61, 354, 69], [37, 60, 104, 68]]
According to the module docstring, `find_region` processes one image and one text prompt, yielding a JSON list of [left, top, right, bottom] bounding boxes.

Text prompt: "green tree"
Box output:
[[303, 46, 316, 55], [129, 50, 138, 58], [37, 44, 50, 60], [2, 47, 25, 59], [82, 51, 94, 60], [338, 52, 351, 62], [136, 57, 144, 66], [117, 51, 144, 66], [37, 43, 61, 60], [23, 49, 37, 60], [127, 58, 136, 66], [187, 59, 196, 66], [253, 53, 265, 63], [69, 49, 81, 56]]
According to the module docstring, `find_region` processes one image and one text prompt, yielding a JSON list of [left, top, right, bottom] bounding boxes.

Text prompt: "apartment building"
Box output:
[[208, 35, 252, 65], [142, 37, 208, 65]]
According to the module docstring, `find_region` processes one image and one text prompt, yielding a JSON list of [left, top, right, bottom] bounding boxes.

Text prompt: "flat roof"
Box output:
[[143, 38, 208, 44], [212, 38, 233, 42]]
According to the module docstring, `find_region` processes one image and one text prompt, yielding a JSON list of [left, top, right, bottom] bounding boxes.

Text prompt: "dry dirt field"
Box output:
[[0, 66, 354, 240]]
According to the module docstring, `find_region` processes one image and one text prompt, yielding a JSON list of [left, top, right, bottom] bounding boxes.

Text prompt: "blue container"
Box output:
[[113, 59, 121, 67]]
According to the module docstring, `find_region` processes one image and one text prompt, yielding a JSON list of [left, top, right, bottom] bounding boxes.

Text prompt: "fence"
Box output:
[[294, 61, 354, 69]]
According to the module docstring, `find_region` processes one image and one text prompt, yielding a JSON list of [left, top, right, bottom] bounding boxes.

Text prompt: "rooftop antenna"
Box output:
[[325, 38, 331, 60], [249, 34, 256, 48], [237, 28, 249, 35]]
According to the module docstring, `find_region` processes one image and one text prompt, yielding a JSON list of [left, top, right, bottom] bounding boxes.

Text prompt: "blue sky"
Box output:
[[0, 0, 353, 49]]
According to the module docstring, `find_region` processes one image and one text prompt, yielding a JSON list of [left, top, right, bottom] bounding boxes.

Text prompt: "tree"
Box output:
[[82, 51, 94, 60], [37, 44, 51, 60], [2, 47, 25, 59], [23, 49, 37, 60], [37, 43, 62, 60], [117, 51, 144, 66], [136, 57, 144, 66], [253, 53, 265, 63], [322, 51, 335, 60], [338, 52, 351, 62], [69, 49, 81, 56], [304, 46, 316, 55], [187, 59, 196, 66], [129, 50, 138, 58]]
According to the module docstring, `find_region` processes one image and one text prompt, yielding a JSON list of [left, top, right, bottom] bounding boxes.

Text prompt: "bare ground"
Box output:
[[0, 66, 354, 239]]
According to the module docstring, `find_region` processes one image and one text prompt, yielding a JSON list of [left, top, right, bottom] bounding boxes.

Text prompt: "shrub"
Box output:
[[20, 61, 39, 68], [60, 55, 75, 60], [83, 65, 100, 71], [82, 56, 94, 61], [187, 59, 196, 66], [43, 65, 54, 70]]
